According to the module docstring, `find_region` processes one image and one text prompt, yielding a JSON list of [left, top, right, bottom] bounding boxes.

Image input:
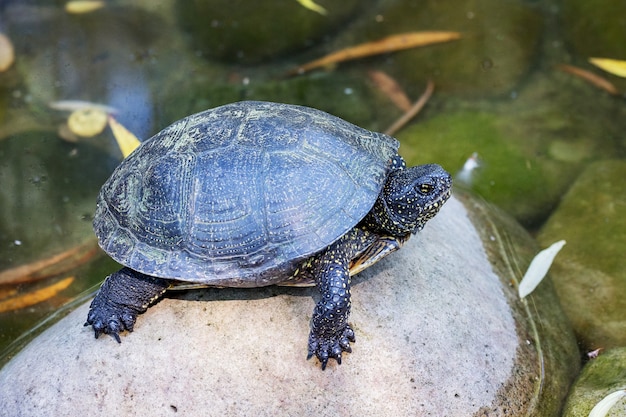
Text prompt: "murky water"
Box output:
[[0, 0, 624, 377]]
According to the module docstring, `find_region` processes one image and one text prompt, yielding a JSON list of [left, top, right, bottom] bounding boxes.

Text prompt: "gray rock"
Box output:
[[0, 195, 578, 416]]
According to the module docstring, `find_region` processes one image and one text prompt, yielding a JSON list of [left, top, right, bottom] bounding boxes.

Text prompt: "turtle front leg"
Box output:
[[307, 244, 355, 370], [85, 267, 170, 342]]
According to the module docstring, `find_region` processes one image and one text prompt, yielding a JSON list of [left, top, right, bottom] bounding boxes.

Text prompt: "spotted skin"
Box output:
[[304, 228, 375, 369]]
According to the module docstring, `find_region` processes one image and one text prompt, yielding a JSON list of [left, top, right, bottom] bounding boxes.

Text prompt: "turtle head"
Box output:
[[365, 164, 452, 236]]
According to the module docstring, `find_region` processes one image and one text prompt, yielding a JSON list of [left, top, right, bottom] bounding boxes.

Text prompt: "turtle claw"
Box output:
[[93, 324, 122, 344], [111, 331, 122, 344], [307, 324, 355, 370], [85, 300, 138, 343]]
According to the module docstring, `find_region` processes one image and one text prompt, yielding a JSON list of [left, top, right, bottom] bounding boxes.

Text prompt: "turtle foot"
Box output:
[[84, 268, 169, 343], [85, 297, 138, 343], [307, 324, 355, 370]]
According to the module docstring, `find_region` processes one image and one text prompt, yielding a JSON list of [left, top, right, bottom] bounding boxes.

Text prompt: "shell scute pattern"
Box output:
[[185, 109, 241, 152], [238, 106, 306, 150], [265, 151, 355, 246], [138, 154, 193, 240], [94, 101, 399, 284], [189, 147, 266, 256]]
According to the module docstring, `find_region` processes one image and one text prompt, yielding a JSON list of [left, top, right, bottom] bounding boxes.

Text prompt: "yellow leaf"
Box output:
[[67, 108, 108, 137], [289, 31, 461, 75], [295, 0, 327, 15], [589, 57, 626, 78], [0, 276, 74, 313], [0, 33, 15, 72], [65, 1, 105, 14], [108, 116, 142, 158]]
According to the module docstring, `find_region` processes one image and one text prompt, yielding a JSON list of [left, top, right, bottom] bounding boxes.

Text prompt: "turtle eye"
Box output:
[[419, 183, 434, 194]]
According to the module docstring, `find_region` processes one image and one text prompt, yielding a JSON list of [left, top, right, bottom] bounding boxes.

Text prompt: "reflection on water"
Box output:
[[0, 0, 624, 372]]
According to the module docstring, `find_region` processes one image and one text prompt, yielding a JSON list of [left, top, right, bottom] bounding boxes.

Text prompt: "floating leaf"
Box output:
[[557, 64, 618, 95], [68, 108, 108, 137], [589, 390, 626, 417], [384, 80, 434, 136], [0, 240, 99, 286], [589, 57, 626, 78], [0, 33, 15, 72], [368, 70, 412, 112], [0, 276, 74, 313], [518, 240, 566, 299], [288, 31, 461, 75], [65, 0, 105, 14], [295, 0, 327, 15], [49, 100, 118, 114], [108, 116, 141, 158]]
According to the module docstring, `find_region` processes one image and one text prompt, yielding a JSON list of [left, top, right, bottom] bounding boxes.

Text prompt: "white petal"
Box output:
[[518, 240, 566, 299], [589, 390, 626, 417]]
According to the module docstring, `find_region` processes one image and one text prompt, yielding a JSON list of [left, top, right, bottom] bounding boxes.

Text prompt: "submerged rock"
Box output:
[[396, 71, 624, 227], [562, 348, 626, 417], [538, 160, 626, 350], [176, 0, 368, 64], [0, 194, 578, 416], [339, 0, 542, 98]]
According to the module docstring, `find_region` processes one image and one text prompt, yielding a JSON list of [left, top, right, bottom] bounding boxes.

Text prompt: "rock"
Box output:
[[0, 194, 579, 416], [538, 160, 626, 350], [395, 70, 624, 226], [398, 110, 559, 226], [337, 0, 542, 98], [176, 0, 367, 64], [562, 348, 626, 417]]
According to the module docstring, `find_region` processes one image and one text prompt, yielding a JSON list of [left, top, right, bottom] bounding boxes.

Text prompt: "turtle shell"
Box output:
[[94, 101, 399, 286]]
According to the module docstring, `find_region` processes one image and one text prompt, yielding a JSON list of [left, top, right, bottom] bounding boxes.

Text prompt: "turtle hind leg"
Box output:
[[307, 241, 355, 370], [85, 267, 170, 342]]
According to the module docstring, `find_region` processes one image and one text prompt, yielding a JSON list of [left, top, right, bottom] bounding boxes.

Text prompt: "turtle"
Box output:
[[85, 101, 452, 369]]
